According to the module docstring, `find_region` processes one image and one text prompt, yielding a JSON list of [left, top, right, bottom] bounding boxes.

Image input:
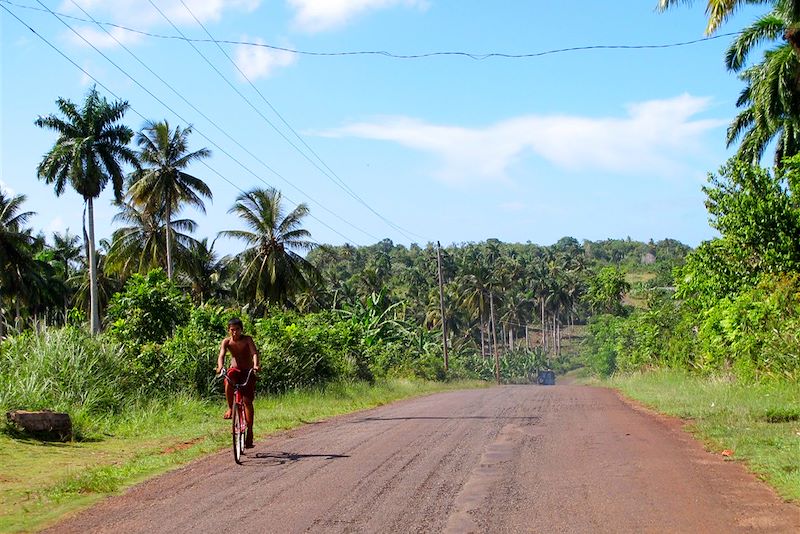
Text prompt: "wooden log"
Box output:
[[6, 410, 72, 440]]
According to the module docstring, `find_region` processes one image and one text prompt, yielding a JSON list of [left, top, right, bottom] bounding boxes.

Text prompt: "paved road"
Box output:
[[46, 385, 800, 533]]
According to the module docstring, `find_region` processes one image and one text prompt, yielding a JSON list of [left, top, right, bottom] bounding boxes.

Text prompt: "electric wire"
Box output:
[[0, 0, 743, 60], [58, 0, 380, 244], [148, 0, 418, 243], [176, 0, 423, 242], [7, 1, 361, 245]]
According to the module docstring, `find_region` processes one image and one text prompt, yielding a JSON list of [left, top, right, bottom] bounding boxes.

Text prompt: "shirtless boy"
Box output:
[[216, 318, 260, 448]]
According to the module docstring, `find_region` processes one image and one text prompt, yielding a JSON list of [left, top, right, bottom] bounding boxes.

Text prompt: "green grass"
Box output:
[[0, 378, 485, 533], [607, 369, 800, 502]]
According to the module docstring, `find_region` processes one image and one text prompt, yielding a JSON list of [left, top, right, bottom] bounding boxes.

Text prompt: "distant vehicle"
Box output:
[[536, 370, 556, 385]]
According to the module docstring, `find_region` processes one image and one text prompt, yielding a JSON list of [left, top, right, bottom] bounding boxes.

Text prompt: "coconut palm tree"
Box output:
[[70, 238, 122, 322], [728, 44, 800, 165], [658, 1, 800, 55], [51, 230, 82, 318], [0, 192, 35, 336], [128, 120, 211, 280], [219, 187, 319, 308], [35, 87, 137, 333], [180, 237, 233, 304], [106, 200, 198, 278]]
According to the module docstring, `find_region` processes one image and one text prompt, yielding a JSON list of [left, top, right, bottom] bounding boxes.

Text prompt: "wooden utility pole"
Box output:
[[490, 291, 500, 384], [436, 241, 449, 371]]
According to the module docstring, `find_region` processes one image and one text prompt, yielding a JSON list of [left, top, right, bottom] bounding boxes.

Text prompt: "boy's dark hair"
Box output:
[[228, 318, 244, 329]]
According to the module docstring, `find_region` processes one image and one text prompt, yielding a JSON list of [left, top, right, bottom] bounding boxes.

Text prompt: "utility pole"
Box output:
[[436, 241, 449, 371], [490, 291, 499, 384]]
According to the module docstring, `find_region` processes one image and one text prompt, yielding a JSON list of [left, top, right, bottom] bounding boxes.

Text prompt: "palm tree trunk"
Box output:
[[87, 198, 100, 334], [480, 320, 485, 358], [166, 203, 173, 280], [490, 291, 499, 383], [540, 298, 546, 350], [525, 324, 530, 350]]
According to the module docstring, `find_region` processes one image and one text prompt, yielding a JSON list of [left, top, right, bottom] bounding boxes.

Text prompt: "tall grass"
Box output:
[[0, 327, 136, 435]]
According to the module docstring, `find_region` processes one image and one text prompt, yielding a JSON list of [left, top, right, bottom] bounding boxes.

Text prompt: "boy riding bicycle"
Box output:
[[216, 318, 260, 448]]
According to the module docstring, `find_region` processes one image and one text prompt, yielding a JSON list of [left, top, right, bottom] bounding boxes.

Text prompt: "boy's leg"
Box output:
[[244, 400, 254, 447], [223, 380, 233, 419]]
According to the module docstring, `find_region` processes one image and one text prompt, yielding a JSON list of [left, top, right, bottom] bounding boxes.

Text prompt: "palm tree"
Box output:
[[70, 238, 122, 322], [50, 230, 83, 319], [658, 1, 800, 55], [106, 200, 198, 278], [0, 192, 35, 336], [219, 187, 319, 308], [180, 237, 233, 304], [35, 87, 137, 333], [128, 120, 211, 280]]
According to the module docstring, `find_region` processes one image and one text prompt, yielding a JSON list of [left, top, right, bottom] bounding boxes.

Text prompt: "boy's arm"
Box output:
[[216, 339, 227, 373], [249, 337, 260, 371]]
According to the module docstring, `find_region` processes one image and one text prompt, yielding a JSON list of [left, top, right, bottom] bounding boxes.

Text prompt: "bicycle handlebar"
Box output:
[[217, 367, 256, 389]]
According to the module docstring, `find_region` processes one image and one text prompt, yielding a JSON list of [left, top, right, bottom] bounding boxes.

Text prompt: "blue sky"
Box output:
[[0, 0, 768, 255]]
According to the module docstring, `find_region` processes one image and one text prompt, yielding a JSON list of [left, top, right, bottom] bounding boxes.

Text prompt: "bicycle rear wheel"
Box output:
[[232, 404, 244, 464]]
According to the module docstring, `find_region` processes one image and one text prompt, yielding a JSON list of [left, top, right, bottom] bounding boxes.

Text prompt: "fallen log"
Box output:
[[6, 410, 72, 441]]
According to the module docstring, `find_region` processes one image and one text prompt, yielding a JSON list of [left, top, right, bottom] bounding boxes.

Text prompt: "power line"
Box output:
[[0, 0, 743, 60], [6, 2, 362, 245], [59, 0, 380, 244], [147, 0, 419, 243], [176, 0, 423, 242]]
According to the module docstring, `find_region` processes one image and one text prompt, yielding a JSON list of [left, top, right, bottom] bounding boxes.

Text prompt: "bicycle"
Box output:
[[217, 367, 256, 464]]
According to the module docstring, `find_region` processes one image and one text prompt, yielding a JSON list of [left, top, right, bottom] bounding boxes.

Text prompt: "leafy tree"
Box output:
[[587, 266, 630, 315], [35, 87, 137, 333], [220, 187, 319, 309], [107, 268, 191, 347], [678, 159, 800, 305], [128, 121, 211, 280]]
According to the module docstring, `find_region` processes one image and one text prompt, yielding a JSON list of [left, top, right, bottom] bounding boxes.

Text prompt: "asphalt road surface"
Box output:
[[46, 385, 800, 533]]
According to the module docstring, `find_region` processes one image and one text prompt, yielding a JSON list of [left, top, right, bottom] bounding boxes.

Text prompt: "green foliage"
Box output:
[[695, 273, 800, 380], [456, 348, 547, 383], [107, 269, 192, 347], [0, 326, 127, 417], [587, 266, 630, 315], [678, 160, 800, 307], [253, 312, 358, 392]]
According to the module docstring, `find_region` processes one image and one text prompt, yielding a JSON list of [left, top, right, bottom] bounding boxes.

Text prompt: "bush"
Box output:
[[107, 269, 192, 348]]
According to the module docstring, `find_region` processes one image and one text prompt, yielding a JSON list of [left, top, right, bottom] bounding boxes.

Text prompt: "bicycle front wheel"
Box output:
[[232, 405, 243, 464]]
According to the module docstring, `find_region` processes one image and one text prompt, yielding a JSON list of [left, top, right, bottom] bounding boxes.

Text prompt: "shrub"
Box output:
[[107, 269, 191, 348]]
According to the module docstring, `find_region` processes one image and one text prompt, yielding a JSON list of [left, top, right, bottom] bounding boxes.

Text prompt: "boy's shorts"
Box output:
[[227, 367, 256, 400]]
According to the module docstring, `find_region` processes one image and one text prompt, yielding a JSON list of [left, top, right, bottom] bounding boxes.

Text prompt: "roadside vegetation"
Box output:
[[3, 0, 800, 528], [609, 370, 800, 501]]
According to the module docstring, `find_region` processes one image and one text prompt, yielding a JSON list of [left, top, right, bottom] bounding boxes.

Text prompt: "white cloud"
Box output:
[[318, 94, 726, 185], [61, 0, 261, 48], [234, 37, 297, 80], [288, 0, 429, 32]]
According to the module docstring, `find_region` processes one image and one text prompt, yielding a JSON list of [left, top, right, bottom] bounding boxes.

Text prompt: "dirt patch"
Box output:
[[160, 437, 204, 455]]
